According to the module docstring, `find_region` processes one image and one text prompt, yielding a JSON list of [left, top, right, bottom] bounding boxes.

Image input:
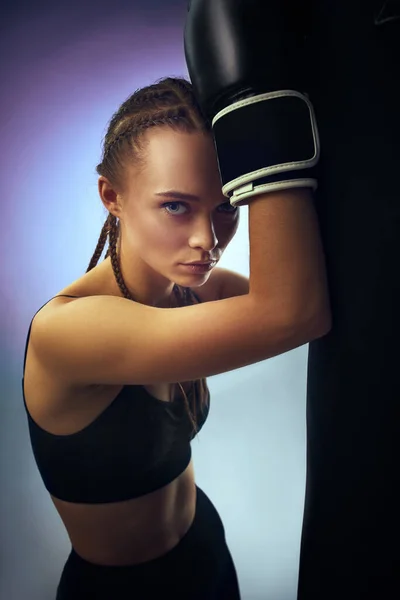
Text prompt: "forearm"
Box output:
[[185, 0, 331, 331], [248, 188, 331, 329]]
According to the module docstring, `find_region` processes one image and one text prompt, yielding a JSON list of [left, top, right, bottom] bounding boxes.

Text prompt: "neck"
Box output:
[[101, 255, 177, 308]]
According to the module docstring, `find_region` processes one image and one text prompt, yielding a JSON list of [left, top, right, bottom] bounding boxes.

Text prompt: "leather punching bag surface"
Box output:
[[298, 2, 400, 599]]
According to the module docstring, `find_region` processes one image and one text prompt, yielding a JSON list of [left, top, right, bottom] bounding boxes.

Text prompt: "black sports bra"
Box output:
[[22, 294, 210, 503]]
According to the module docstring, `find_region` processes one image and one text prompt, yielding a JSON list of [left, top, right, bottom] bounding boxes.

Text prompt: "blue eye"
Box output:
[[162, 201, 238, 217], [162, 202, 187, 216]]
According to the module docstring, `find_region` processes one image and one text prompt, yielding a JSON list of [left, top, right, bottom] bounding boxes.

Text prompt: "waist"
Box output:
[[52, 460, 196, 566]]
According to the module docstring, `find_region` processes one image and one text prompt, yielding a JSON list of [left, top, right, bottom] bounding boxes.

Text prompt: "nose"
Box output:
[[189, 216, 219, 252]]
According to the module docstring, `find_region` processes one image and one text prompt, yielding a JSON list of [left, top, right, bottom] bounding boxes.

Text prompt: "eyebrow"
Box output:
[[155, 191, 202, 202]]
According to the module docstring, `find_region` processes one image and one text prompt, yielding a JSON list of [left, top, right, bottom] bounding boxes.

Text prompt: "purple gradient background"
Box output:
[[1, 4, 307, 599], [1, 1, 189, 363]]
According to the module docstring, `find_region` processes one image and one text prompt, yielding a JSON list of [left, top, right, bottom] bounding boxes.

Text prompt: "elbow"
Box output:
[[309, 309, 332, 338], [294, 279, 333, 340], [288, 297, 333, 341], [300, 304, 332, 341]]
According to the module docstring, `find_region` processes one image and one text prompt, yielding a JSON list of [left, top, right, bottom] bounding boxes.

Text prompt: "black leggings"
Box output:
[[56, 486, 241, 599]]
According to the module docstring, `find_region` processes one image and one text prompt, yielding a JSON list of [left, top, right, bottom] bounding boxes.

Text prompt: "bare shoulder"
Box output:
[[195, 267, 249, 301], [34, 264, 249, 327], [28, 267, 326, 390]]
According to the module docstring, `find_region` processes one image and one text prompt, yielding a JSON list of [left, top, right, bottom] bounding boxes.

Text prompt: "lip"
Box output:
[[180, 262, 216, 273], [185, 262, 215, 266]]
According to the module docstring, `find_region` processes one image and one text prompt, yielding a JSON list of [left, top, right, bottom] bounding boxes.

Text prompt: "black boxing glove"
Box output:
[[184, 0, 320, 206]]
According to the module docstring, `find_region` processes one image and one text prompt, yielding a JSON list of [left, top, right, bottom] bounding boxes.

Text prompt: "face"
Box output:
[[100, 127, 239, 304]]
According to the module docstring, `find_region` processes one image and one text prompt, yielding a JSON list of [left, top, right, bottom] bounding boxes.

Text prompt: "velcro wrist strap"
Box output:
[[211, 90, 320, 205]]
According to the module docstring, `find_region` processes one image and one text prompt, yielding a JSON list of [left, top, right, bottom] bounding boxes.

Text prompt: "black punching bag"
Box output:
[[298, 2, 400, 599]]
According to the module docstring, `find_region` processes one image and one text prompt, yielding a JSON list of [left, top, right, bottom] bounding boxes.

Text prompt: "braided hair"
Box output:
[[87, 77, 212, 434]]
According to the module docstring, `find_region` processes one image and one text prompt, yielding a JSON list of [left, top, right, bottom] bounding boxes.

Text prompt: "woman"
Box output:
[[22, 73, 330, 598]]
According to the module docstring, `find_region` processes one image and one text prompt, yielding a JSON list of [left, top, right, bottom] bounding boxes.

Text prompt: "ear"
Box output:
[[98, 177, 123, 218]]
